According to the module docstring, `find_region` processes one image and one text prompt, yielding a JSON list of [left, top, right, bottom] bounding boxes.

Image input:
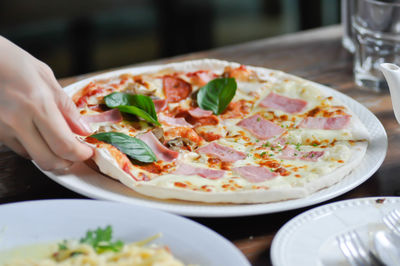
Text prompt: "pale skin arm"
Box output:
[[0, 36, 93, 170]]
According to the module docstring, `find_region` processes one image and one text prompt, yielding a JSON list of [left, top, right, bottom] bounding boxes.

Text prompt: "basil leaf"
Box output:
[[117, 105, 160, 126], [104, 92, 160, 126], [91, 132, 157, 163], [197, 78, 237, 115]]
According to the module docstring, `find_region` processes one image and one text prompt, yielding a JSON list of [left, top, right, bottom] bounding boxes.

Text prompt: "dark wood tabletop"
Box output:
[[1, 25, 399, 266]]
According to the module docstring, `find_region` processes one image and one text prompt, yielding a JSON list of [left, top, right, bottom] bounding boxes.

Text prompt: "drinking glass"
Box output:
[[342, 0, 355, 53], [352, 0, 400, 90]]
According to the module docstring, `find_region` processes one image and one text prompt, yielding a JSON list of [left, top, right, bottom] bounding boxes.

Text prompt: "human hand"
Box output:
[[0, 36, 93, 170]]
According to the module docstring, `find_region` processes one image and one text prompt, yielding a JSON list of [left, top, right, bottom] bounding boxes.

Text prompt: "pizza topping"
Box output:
[[197, 131, 222, 142], [197, 78, 237, 115], [73, 82, 105, 108], [302, 151, 325, 161], [163, 76, 192, 103], [153, 99, 167, 112], [197, 142, 246, 162], [299, 115, 351, 130], [232, 165, 278, 183], [166, 137, 197, 152], [137, 131, 179, 162], [223, 65, 255, 81], [81, 109, 123, 124], [104, 92, 160, 126], [188, 107, 213, 118], [158, 113, 193, 128], [186, 70, 217, 86], [125, 80, 156, 96], [279, 146, 324, 162], [172, 164, 225, 179], [150, 127, 165, 143], [274, 167, 291, 176], [174, 110, 219, 127], [221, 99, 251, 119], [305, 106, 348, 118], [259, 92, 307, 114], [87, 104, 109, 112], [73, 60, 369, 203], [90, 132, 157, 163], [138, 161, 174, 174], [237, 114, 285, 140], [164, 127, 203, 146], [190, 115, 219, 127]]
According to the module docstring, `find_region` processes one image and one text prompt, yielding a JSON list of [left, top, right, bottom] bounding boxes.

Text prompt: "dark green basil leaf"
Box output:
[[91, 132, 157, 163], [104, 92, 160, 126], [197, 78, 237, 115], [117, 105, 160, 126]]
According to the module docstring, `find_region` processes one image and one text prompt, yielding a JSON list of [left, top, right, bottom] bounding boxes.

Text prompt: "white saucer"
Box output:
[[271, 197, 400, 266]]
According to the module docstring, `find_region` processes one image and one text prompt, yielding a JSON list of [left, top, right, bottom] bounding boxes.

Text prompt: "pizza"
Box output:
[[69, 59, 369, 203]]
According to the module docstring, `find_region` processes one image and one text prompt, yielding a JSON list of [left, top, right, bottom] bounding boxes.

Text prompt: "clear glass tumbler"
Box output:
[[342, 0, 355, 53], [352, 0, 400, 90]]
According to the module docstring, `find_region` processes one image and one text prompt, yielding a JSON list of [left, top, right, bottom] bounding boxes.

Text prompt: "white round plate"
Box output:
[[271, 197, 400, 266], [0, 199, 249, 266], [39, 61, 387, 217]]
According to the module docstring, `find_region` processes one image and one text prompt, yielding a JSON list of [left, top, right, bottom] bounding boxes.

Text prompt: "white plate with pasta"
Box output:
[[0, 199, 249, 266]]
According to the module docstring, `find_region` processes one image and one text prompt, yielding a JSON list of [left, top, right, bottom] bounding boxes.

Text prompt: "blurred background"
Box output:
[[0, 0, 340, 78]]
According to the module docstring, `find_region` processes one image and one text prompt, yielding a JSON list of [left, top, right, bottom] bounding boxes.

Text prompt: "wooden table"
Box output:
[[1, 25, 399, 265]]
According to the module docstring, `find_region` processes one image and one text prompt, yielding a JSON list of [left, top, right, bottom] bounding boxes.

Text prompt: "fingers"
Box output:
[[32, 100, 93, 163], [1, 136, 30, 159], [38, 63, 92, 136], [0, 43, 93, 171], [14, 118, 74, 171], [55, 89, 92, 136], [0, 122, 29, 158]]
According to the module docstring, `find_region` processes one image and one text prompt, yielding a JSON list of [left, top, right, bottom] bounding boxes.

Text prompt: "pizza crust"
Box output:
[[70, 59, 370, 204]]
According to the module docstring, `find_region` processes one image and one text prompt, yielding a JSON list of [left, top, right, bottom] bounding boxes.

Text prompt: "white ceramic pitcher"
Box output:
[[380, 63, 400, 124]]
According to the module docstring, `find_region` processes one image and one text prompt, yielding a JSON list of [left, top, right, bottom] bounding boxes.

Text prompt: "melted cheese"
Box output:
[[74, 62, 369, 199]]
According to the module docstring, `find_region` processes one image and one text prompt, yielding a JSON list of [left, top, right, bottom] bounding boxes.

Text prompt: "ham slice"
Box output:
[[153, 99, 167, 112], [172, 164, 225, 179], [279, 146, 324, 162], [237, 114, 285, 140], [81, 109, 123, 124], [197, 142, 246, 162], [233, 165, 278, 183], [158, 113, 193, 128], [259, 92, 307, 113], [137, 132, 178, 162], [188, 107, 213, 118], [299, 115, 351, 130]]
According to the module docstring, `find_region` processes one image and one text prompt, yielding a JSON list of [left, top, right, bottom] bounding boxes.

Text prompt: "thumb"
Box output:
[[56, 90, 92, 136]]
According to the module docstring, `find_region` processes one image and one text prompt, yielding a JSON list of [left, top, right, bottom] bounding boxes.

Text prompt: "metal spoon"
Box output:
[[374, 230, 400, 266]]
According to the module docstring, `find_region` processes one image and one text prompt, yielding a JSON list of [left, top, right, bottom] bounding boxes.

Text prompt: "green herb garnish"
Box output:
[[262, 142, 271, 147], [91, 132, 157, 163], [295, 143, 301, 151], [58, 240, 68, 251], [80, 226, 124, 253], [104, 92, 160, 126], [197, 78, 237, 115]]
